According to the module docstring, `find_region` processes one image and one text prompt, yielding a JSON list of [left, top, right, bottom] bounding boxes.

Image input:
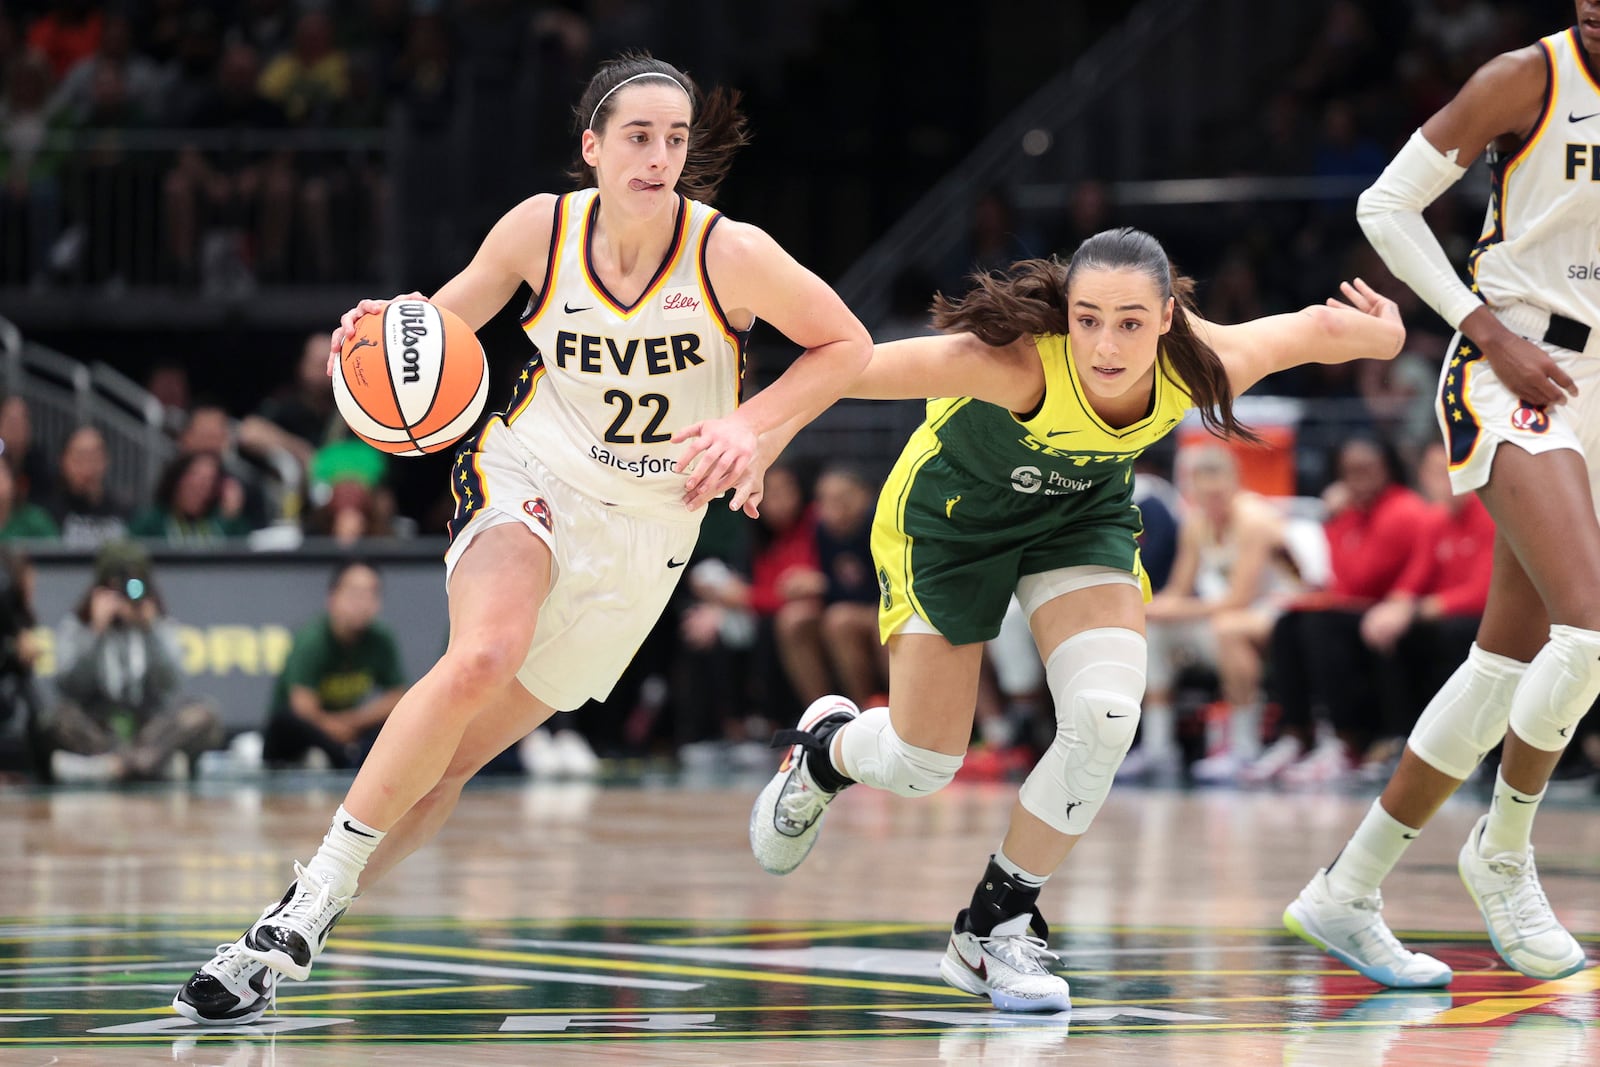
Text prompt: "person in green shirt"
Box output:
[[128, 451, 255, 543], [262, 559, 404, 769], [0, 458, 57, 540]]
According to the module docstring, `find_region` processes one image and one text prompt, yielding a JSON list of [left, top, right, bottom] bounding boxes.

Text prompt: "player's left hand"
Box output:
[[675, 413, 759, 512], [1326, 277, 1405, 356]]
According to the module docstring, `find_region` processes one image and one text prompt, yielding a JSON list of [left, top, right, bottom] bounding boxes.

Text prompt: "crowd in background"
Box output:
[[3, 0, 1599, 791]]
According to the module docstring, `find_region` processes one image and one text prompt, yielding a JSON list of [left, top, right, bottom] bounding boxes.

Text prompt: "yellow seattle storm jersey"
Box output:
[[904, 333, 1194, 497], [485, 188, 746, 511]]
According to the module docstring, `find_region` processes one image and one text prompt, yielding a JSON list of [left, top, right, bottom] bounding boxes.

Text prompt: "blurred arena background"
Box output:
[[3, 2, 1599, 1062]]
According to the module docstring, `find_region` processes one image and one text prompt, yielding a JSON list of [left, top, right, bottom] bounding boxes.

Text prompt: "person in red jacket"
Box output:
[[1248, 436, 1430, 785], [1362, 442, 1495, 752]]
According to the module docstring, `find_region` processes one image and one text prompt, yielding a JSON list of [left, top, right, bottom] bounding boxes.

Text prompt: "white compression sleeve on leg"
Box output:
[[1019, 627, 1147, 836], [1408, 642, 1528, 780], [1508, 625, 1600, 752], [1357, 129, 1481, 330], [833, 705, 964, 798]]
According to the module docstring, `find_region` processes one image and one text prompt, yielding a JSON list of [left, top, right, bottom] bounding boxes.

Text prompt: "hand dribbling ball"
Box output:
[[333, 300, 489, 455]]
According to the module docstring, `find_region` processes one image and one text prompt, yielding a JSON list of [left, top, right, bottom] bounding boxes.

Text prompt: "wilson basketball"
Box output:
[[333, 300, 489, 456]]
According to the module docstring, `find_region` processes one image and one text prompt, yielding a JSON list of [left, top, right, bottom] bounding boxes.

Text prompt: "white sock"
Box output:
[[1140, 703, 1176, 757], [1229, 703, 1263, 761], [1480, 769, 1543, 859], [993, 845, 1049, 889], [1324, 799, 1419, 901], [304, 804, 386, 898]]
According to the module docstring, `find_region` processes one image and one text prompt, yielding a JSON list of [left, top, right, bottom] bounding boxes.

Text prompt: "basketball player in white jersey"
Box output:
[[1285, 2, 1600, 987], [172, 54, 870, 1024]]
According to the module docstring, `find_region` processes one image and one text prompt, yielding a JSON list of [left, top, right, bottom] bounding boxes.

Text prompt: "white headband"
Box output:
[[588, 72, 691, 131]]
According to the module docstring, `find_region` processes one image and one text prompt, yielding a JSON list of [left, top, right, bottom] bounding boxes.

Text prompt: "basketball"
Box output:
[[333, 299, 489, 456]]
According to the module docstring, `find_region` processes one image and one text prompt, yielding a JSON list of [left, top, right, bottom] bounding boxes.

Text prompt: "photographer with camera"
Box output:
[[42, 541, 222, 783]]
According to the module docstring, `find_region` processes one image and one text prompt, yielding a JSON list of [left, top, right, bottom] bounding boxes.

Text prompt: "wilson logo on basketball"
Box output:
[[523, 498, 553, 531], [1510, 405, 1550, 433]]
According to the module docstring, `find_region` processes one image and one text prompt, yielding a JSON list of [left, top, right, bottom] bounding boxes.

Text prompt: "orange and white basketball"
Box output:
[[333, 299, 488, 456]]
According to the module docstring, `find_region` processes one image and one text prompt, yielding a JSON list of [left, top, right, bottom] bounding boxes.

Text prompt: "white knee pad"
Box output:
[[1508, 625, 1600, 752], [1408, 643, 1527, 780], [1019, 627, 1147, 836], [833, 705, 964, 798]]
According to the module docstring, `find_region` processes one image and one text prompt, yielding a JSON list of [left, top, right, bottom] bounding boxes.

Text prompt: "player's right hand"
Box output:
[[1475, 323, 1577, 409], [327, 291, 427, 375]]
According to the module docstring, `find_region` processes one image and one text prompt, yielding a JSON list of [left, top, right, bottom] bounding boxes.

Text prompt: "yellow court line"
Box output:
[[1428, 997, 1556, 1025], [655, 923, 943, 946], [331, 938, 956, 996], [276, 984, 524, 1005], [1522, 968, 1600, 995]]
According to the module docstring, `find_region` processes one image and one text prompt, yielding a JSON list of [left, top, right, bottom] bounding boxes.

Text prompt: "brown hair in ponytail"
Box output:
[[568, 53, 751, 205], [933, 227, 1258, 442]]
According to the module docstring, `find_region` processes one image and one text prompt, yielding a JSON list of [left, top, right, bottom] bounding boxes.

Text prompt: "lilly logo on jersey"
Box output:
[[553, 331, 705, 376], [661, 286, 703, 319], [1510, 404, 1550, 434]]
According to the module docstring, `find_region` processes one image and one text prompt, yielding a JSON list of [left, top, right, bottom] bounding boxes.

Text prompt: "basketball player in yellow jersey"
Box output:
[[173, 54, 869, 1024], [749, 227, 1405, 1011], [1286, 1, 1600, 989]]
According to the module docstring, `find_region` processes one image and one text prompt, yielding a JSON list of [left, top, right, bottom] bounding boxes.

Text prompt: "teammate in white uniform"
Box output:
[[173, 54, 870, 1024], [1286, 3, 1600, 988]]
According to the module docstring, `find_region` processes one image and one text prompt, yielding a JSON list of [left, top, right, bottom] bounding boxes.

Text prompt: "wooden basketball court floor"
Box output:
[[4, 773, 1598, 1065]]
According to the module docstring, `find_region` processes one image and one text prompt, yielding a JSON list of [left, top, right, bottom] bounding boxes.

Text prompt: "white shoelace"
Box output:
[[1345, 894, 1413, 961], [977, 930, 1061, 976], [776, 779, 829, 831], [1486, 855, 1558, 933], [209, 942, 257, 984], [280, 862, 344, 934]]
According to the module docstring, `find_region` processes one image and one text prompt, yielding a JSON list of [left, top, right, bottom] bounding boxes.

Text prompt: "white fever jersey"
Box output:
[[1468, 27, 1600, 328], [493, 188, 746, 511]]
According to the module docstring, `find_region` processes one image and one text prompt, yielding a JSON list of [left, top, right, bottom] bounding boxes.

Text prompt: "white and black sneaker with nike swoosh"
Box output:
[[939, 908, 1070, 1012], [172, 928, 276, 1025], [241, 864, 353, 981]]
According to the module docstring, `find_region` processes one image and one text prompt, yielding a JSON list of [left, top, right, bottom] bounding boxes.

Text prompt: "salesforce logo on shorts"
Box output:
[[1010, 465, 1091, 495], [589, 446, 679, 478]]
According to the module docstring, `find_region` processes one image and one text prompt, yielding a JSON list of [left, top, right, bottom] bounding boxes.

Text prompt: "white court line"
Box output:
[[0, 979, 442, 995]]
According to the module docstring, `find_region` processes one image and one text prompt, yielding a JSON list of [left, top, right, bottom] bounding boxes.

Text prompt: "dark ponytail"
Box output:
[[933, 227, 1258, 442], [568, 52, 751, 205]]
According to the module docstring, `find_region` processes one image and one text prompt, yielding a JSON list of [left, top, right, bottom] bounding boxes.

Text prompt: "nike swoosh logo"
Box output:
[[954, 943, 988, 981], [1106, 712, 1131, 718], [1558, 726, 1571, 737], [1571, 111, 1600, 123], [563, 301, 591, 313], [1401, 832, 1418, 840], [343, 819, 377, 838], [1043, 428, 1080, 438], [1509, 795, 1537, 803], [667, 558, 687, 569]]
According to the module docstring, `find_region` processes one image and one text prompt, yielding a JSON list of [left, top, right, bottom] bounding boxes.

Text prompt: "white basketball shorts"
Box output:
[[1439, 304, 1600, 519], [443, 424, 701, 711]]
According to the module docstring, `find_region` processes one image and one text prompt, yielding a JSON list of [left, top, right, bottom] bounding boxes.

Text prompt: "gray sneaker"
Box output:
[[749, 696, 858, 875]]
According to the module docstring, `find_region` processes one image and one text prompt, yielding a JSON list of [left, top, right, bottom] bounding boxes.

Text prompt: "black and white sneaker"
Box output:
[[172, 938, 275, 1025], [939, 907, 1071, 1012], [749, 696, 858, 875], [241, 863, 352, 981]]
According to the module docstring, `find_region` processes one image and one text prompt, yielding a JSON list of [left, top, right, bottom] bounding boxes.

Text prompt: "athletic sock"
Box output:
[[1324, 799, 1419, 901], [1229, 702, 1264, 762], [1480, 769, 1543, 859], [993, 845, 1049, 889], [303, 805, 386, 899]]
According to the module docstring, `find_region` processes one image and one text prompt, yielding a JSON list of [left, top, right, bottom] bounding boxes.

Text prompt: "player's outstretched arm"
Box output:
[[676, 221, 872, 512], [844, 332, 1045, 410], [1201, 278, 1406, 395]]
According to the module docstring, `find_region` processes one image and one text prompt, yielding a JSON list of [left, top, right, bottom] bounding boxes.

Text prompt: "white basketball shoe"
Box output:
[[1458, 814, 1587, 979], [939, 908, 1071, 1013], [1284, 869, 1452, 987], [749, 696, 858, 875]]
